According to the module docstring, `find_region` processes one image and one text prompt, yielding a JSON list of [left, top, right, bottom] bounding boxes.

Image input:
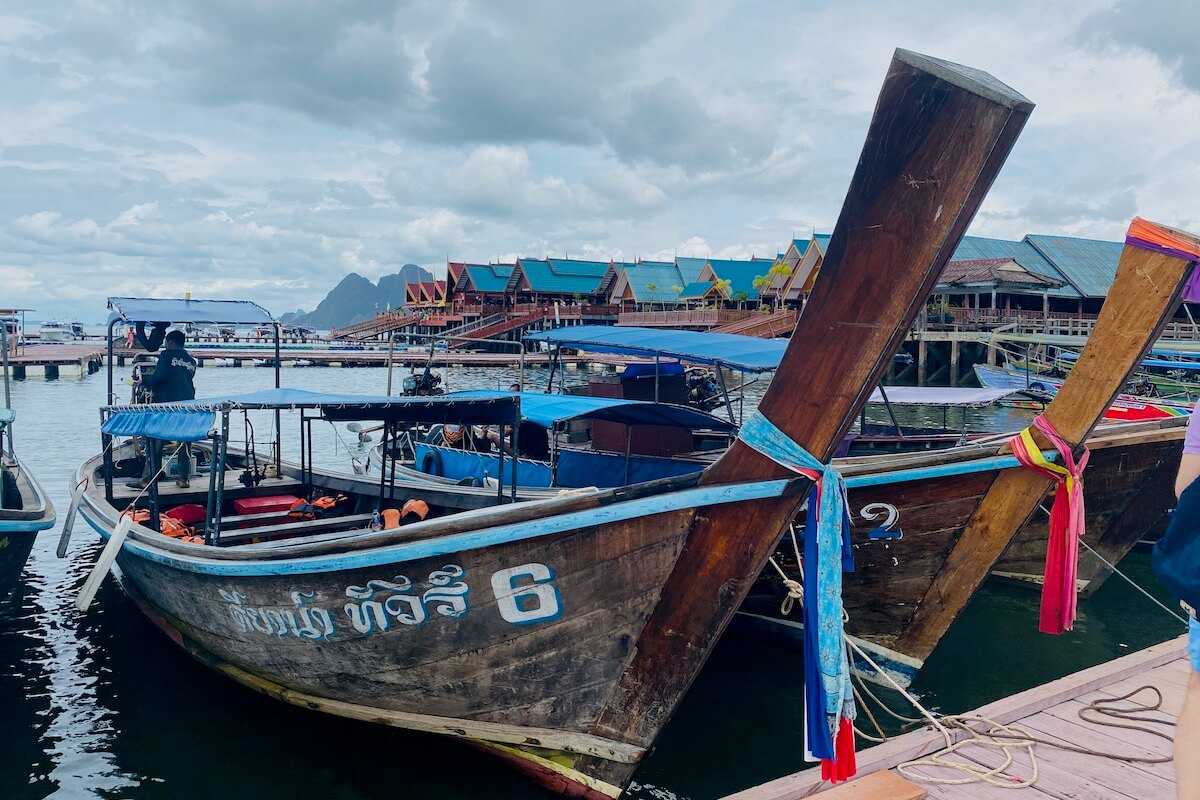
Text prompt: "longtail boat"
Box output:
[[0, 322, 56, 602], [72, 49, 1035, 797], [974, 362, 1193, 421]]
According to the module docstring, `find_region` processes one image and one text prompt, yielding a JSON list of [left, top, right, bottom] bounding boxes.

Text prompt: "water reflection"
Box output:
[[0, 364, 1183, 800]]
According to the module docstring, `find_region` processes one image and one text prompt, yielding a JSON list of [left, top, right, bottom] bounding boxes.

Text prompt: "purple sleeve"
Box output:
[[1186, 412, 1200, 455]]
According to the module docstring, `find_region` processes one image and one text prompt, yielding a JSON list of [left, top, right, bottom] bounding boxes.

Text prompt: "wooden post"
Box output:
[[950, 338, 960, 385], [917, 337, 928, 386]]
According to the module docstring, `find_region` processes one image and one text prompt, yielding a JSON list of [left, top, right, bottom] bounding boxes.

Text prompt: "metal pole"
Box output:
[[386, 330, 396, 395], [624, 425, 633, 485], [496, 423, 505, 504], [148, 440, 161, 531], [273, 323, 282, 473], [877, 384, 904, 439], [212, 411, 230, 543], [716, 366, 735, 425], [204, 432, 219, 543], [654, 355, 660, 403], [1, 322, 11, 452], [510, 404, 520, 503], [106, 318, 118, 405]]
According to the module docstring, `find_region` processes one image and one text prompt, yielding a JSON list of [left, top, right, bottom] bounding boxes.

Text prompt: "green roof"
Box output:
[[675, 257, 709, 284], [622, 262, 688, 303], [678, 281, 718, 300], [705, 258, 774, 298], [462, 263, 513, 293], [511, 258, 609, 294]]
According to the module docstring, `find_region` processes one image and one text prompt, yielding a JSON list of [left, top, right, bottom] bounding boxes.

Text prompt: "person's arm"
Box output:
[[1177, 413, 1200, 497], [1178, 454, 1200, 498]]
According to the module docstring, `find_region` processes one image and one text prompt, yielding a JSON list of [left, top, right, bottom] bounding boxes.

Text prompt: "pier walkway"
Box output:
[[723, 634, 1189, 800], [3, 342, 104, 378]]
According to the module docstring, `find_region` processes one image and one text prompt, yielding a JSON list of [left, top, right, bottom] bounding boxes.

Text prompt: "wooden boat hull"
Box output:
[[77, 450, 799, 798], [742, 418, 1185, 686], [0, 457, 56, 604]]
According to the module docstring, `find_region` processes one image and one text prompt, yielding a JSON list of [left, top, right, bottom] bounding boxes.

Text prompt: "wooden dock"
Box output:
[[722, 635, 1190, 800], [3, 342, 105, 378]]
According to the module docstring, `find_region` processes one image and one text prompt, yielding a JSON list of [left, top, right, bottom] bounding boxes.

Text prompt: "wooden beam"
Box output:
[[897, 237, 1200, 660], [589, 49, 1034, 784]]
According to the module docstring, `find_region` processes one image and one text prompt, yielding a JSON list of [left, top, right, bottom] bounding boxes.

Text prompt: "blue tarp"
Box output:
[[415, 443, 704, 489], [101, 408, 215, 442], [107, 297, 276, 326], [525, 325, 787, 373], [446, 390, 735, 429], [416, 444, 554, 488]]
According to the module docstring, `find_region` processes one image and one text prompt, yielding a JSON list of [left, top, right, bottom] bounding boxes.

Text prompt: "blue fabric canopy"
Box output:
[[107, 297, 276, 326], [0, 409, 13, 425], [105, 388, 524, 426], [447, 391, 736, 429], [526, 325, 787, 373], [102, 408, 215, 442]]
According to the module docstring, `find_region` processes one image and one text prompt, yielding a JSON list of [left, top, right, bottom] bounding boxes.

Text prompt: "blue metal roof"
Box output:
[[622, 262, 689, 303], [107, 297, 275, 325], [813, 234, 832, 254], [949, 236, 1080, 298], [527, 325, 785, 372], [678, 281, 718, 299], [704, 258, 774, 298], [1025, 235, 1123, 299], [675, 257, 709, 284], [514, 258, 608, 294], [462, 263, 513, 293], [448, 391, 735, 430]]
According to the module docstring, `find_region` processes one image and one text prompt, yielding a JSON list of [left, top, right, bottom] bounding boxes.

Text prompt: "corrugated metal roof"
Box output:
[[705, 258, 773, 298], [814, 234, 832, 254], [514, 258, 608, 294], [1025, 235, 1123, 299], [678, 280, 718, 299], [950, 236, 1080, 298], [675, 257, 709, 284], [622, 262, 688, 303], [463, 263, 513, 293]]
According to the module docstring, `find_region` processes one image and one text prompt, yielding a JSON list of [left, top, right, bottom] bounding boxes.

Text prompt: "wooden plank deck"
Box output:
[[3, 342, 105, 373], [721, 635, 1190, 800]]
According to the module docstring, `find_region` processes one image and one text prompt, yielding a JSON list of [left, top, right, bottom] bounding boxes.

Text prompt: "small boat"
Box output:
[[974, 362, 1194, 421], [73, 50, 1038, 796], [37, 320, 81, 342], [0, 326, 56, 601]]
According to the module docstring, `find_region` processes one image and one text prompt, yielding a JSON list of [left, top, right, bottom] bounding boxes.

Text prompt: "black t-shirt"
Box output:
[[144, 347, 197, 403]]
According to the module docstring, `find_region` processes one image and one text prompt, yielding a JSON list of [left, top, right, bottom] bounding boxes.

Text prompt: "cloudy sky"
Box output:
[[2, 0, 1198, 320]]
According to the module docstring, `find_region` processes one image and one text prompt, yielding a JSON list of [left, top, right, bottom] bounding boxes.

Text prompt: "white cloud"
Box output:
[[3, 0, 1200, 321]]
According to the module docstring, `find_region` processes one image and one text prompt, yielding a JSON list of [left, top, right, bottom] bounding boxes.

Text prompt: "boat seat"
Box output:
[[214, 513, 375, 547]]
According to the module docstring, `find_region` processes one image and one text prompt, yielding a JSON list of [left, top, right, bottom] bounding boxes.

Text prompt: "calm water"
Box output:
[[0, 364, 1185, 800]]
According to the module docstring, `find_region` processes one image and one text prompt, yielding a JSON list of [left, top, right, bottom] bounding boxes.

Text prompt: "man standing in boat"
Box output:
[[128, 329, 197, 490]]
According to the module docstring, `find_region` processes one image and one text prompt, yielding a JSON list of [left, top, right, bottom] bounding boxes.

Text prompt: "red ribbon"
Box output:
[[1009, 415, 1089, 634]]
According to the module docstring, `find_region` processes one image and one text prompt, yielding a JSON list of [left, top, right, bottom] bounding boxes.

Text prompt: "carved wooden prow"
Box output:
[[897, 218, 1200, 660], [586, 49, 1035, 791]]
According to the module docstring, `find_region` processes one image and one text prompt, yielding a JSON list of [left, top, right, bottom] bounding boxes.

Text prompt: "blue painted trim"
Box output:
[[80, 478, 794, 577], [0, 516, 56, 534], [843, 450, 1057, 489]]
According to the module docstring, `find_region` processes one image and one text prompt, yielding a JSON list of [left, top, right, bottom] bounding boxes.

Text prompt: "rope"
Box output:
[[772, 552, 1177, 791], [1035, 502, 1190, 627]]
